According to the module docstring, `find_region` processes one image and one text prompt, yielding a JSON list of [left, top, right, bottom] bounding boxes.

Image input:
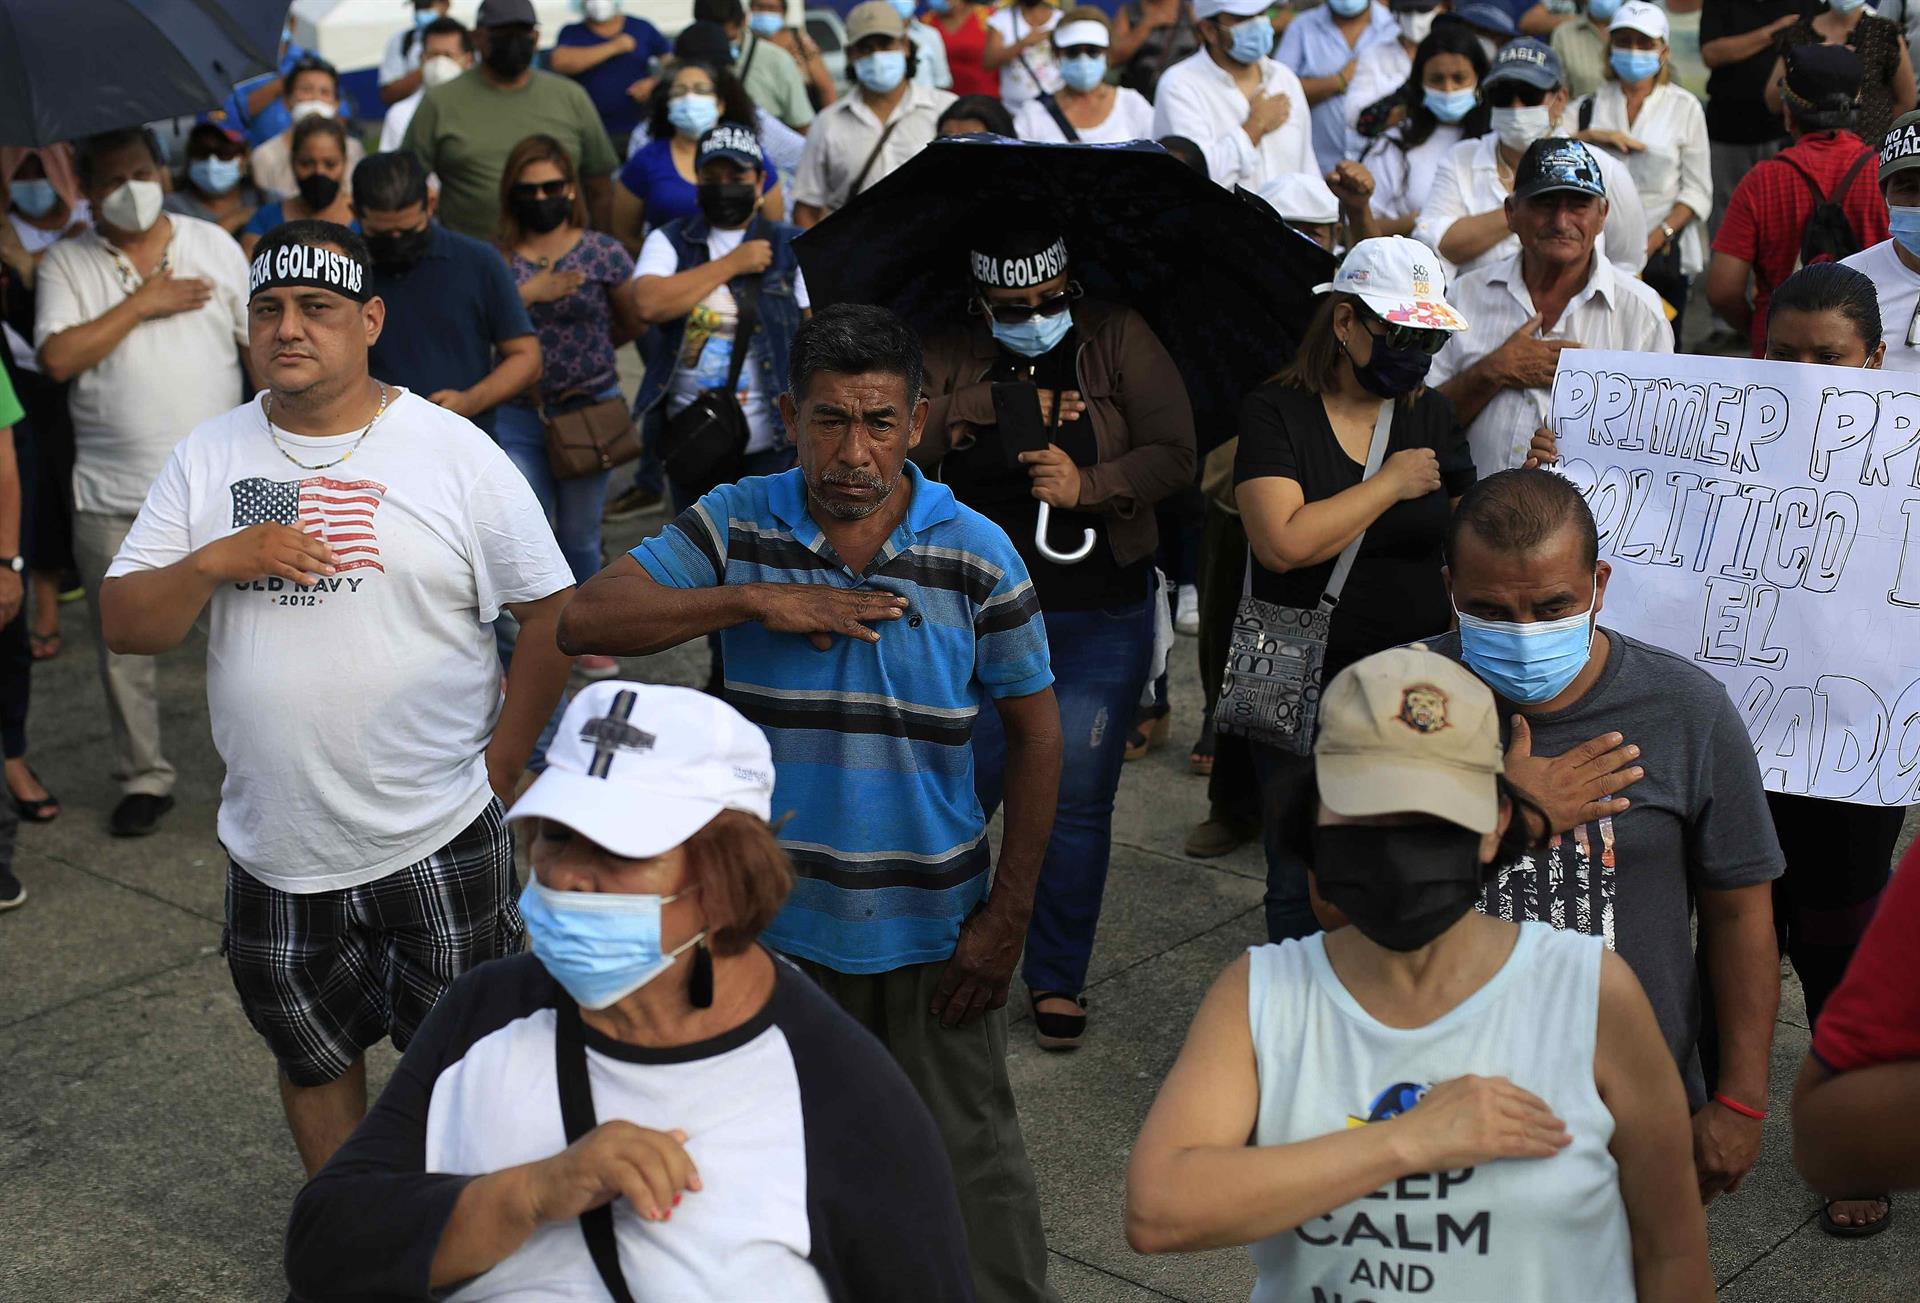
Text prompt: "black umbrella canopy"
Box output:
[[793, 135, 1336, 443], [0, 0, 289, 146]]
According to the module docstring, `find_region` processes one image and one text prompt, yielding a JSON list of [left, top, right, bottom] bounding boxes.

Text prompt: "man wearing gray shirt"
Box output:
[[1432, 468, 1785, 1208]]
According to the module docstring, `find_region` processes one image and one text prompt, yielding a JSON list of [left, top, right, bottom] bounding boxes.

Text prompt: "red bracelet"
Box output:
[[1713, 1091, 1767, 1120]]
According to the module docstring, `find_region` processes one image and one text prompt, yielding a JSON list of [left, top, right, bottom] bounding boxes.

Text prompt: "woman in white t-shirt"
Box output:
[[1362, 23, 1488, 238], [1126, 645, 1714, 1303], [1012, 8, 1155, 144], [1569, 1, 1709, 319], [984, 0, 1065, 110]]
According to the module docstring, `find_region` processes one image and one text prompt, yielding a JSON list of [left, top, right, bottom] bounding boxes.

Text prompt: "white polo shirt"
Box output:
[[1412, 133, 1649, 280], [1428, 248, 1673, 474], [1842, 240, 1920, 373], [792, 82, 956, 215], [33, 215, 249, 517], [1572, 81, 1712, 276], [1150, 49, 1315, 192]]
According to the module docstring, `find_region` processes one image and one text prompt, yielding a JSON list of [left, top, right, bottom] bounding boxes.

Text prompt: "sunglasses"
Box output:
[[1058, 44, 1105, 59], [511, 179, 571, 200], [1361, 310, 1450, 356], [1484, 83, 1549, 109], [978, 282, 1083, 324]]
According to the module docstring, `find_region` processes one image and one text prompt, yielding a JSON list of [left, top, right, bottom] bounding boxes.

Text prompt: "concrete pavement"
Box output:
[[2, 506, 1915, 1302]]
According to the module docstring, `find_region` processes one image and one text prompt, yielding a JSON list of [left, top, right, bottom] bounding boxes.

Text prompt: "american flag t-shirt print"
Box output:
[[230, 476, 390, 573]]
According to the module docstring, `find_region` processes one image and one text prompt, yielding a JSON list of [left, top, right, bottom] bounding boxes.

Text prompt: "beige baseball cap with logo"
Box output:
[[1314, 646, 1504, 835]]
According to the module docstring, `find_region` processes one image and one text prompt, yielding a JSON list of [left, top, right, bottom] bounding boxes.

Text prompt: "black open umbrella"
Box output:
[[0, 0, 289, 146], [792, 134, 1336, 449]]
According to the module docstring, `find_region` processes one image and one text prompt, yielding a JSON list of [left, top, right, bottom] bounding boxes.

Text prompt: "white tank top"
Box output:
[[1245, 922, 1635, 1303]]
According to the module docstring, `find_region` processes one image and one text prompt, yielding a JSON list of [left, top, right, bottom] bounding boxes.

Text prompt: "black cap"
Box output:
[[675, 19, 734, 66], [1783, 43, 1863, 108], [475, 0, 537, 29], [698, 121, 763, 170], [1512, 138, 1607, 202]]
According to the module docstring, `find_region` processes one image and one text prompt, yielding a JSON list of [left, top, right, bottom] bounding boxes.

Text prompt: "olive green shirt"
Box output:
[[736, 30, 816, 130], [402, 67, 619, 240]]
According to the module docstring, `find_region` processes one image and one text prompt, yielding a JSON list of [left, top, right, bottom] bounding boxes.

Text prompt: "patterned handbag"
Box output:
[[1216, 402, 1394, 755]]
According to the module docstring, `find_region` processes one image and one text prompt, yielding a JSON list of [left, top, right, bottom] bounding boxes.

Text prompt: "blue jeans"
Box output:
[[974, 597, 1154, 996], [1250, 741, 1322, 943], [493, 390, 618, 583]]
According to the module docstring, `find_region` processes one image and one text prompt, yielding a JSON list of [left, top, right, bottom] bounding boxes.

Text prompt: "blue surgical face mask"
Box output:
[[668, 92, 720, 138], [749, 10, 786, 35], [189, 157, 243, 195], [1424, 85, 1477, 123], [1060, 52, 1107, 92], [8, 177, 58, 218], [415, 6, 439, 28], [1227, 16, 1276, 65], [1328, 0, 1370, 17], [1830, 0, 1867, 12], [855, 49, 908, 93], [928, 0, 951, 11], [1586, 0, 1621, 20], [889, 0, 918, 18], [1609, 48, 1661, 84], [520, 879, 706, 1011], [1456, 578, 1598, 704], [1890, 204, 1920, 258], [991, 306, 1074, 358]]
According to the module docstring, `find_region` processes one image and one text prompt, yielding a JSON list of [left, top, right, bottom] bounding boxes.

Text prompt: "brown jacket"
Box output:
[[916, 298, 1196, 569]]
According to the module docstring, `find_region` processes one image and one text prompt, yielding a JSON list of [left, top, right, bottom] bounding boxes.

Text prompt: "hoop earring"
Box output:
[[688, 940, 714, 1009]]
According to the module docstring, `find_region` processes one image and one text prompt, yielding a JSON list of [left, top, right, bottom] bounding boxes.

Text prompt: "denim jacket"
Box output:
[[633, 215, 805, 424]]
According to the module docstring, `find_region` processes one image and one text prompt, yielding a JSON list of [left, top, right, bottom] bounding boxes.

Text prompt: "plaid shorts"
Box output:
[[222, 799, 523, 1086]]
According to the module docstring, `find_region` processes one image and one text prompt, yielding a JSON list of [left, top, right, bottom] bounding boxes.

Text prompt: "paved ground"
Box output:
[[3, 501, 1915, 1302]]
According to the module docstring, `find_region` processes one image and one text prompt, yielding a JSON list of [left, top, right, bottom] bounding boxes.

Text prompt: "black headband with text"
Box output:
[[248, 242, 370, 302], [970, 237, 1069, 289]]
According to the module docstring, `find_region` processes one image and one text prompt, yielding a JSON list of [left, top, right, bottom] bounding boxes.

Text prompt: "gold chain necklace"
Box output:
[[262, 382, 389, 471]]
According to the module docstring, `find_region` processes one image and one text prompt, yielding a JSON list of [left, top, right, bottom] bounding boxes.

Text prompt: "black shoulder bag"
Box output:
[[656, 230, 766, 497], [1040, 94, 1081, 142], [554, 998, 637, 1303]]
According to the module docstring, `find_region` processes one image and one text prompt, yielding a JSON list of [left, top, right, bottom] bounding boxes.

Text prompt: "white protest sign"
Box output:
[[1547, 350, 1920, 807]]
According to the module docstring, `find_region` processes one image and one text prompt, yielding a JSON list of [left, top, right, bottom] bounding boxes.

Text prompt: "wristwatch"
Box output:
[[1659, 222, 1677, 243], [0, 555, 21, 574]]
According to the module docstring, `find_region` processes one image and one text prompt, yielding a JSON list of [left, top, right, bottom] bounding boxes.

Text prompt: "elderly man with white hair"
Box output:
[[1151, 0, 1314, 189]]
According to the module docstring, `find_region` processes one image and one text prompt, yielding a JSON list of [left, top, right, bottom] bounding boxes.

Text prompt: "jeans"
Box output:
[[974, 596, 1155, 995], [1250, 740, 1321, 944], [493, 390, 618, 584]]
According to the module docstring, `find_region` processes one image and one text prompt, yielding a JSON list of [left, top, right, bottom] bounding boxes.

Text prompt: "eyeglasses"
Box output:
[[667, 84, 717, 99], [511, 179, 571, 199], [1058, 44, 1105, 59], [977, 283, 1082, 324], [1361, 311, 1450, 356], [1484, 83, 1549, 109]]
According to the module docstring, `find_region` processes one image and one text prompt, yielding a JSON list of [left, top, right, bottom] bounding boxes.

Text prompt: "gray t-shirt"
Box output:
[[1427, 628, 1785, 1108]]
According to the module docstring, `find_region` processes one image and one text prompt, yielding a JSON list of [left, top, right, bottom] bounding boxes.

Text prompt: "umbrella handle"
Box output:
[[1034, 502, 1096, 564]]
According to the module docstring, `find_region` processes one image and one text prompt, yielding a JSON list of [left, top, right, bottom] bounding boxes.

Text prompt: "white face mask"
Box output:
[[422, 54, 465, 87], [289, 99, 337, 122], [1491, 104, 1552, 152], [1399, 9, 1437, 45], [101, 178, 164, 233], [584, 0, 620, 19]]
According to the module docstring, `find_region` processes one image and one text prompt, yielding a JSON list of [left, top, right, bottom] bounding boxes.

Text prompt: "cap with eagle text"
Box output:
[[504, 680, 774, 859]]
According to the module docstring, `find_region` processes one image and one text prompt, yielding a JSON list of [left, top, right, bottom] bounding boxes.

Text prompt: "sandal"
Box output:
[[1819, 1195, 1892, 1239], [7, 766, 60, 823], [28, 629, 60, 661], [1124, 708, 1171, 762], [1029, 990, 1088, 1051], [1189, 715, 1216, 776]]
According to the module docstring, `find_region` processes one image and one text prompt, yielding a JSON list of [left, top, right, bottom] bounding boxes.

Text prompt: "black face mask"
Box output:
[[1311, 822, 1486, 952], [366, 225, 433, 272], [511, 194, 572, 234], [1345, 331, 1436, 399], [697, 181, 758, 229], [483, 30, 537, 79], [296, 172, 341, 212]]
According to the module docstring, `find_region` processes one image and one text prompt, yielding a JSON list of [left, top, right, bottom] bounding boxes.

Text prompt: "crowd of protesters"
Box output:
[[4, 0, 1920, 1298]]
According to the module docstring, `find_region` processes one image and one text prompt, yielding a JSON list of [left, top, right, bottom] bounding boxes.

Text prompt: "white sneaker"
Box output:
[[1174, 583, 1200, 636]]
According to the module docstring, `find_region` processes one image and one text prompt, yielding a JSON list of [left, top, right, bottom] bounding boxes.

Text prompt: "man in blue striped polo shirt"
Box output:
[[560, 303, 1065, 1303]]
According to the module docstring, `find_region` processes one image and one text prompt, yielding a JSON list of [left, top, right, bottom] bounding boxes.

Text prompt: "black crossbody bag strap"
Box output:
[[1041, 93, 1080, 142], [555, 999, 638, 1303]]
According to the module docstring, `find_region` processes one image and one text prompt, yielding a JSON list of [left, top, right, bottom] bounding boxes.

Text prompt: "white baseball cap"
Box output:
[[1195, 0, 1270, 19], [1053, 18, 1110, 48], [1258, 172, 1339, 226], [1609, 0, 1669, 42], [506, 681, 775, 859], [1312, 235, 1470, 333]]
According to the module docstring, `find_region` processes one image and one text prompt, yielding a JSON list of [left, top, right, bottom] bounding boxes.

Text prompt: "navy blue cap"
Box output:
[[1485, 37, 1562, 91], [1512, 138, 1607, 202], [1447, 2, 1518, 37], [1783, 42, 1864, 108], [697, 122, 763, 171]]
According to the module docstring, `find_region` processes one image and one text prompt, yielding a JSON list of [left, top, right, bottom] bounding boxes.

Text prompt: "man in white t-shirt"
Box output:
[[1150, 0, 1314, 192], [1842, 109, 1920, 373], [97, 220, 576, 1176], [379, 0, 453, 107], [378, 17, 474, 155], [633, 123, 811, 509], [35, 127, 250, 838]]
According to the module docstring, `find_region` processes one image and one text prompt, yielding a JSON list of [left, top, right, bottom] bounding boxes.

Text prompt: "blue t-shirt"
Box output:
[[364, 223, 534, 437], [243, 201, 360, 238], [221, 44, 311, 146], [617, 136, 776, 230], [632, 463, 1054, 974], [555, 17, 671, 144]]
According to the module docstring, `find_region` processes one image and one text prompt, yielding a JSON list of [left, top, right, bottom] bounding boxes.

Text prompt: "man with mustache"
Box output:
[[559, 303, 1068, 1303]]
